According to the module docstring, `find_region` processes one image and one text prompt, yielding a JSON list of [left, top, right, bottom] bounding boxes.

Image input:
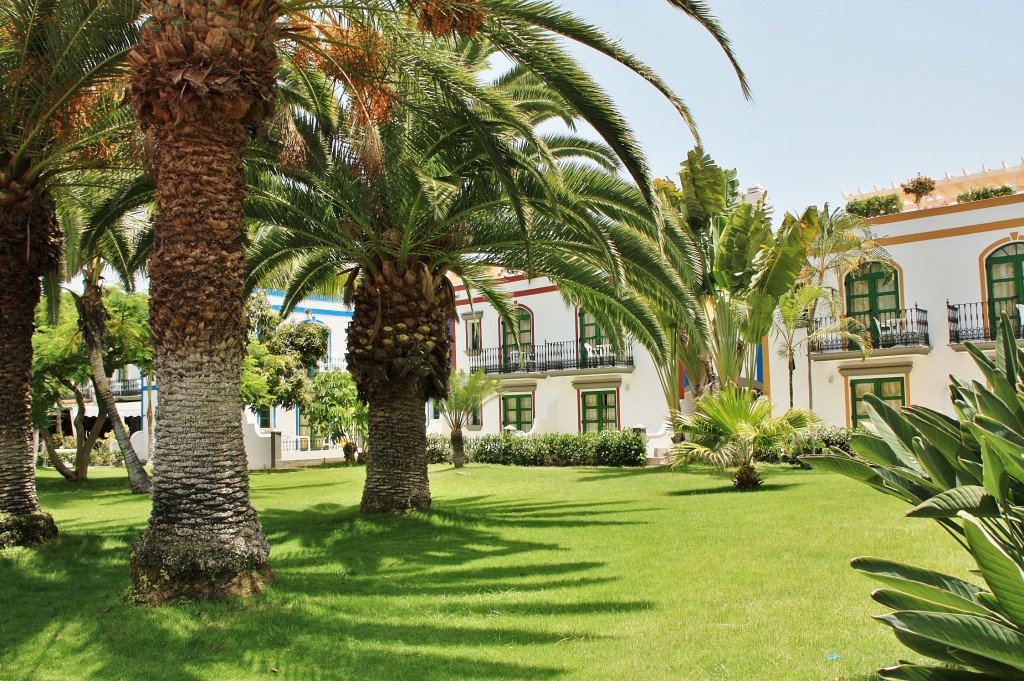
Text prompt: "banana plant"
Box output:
[[803, 314, 1024, 679]]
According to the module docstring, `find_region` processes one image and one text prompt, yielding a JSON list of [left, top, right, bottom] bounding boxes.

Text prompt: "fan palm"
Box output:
[[246, 59, 688, 513], [0, 0, 139, 547], [671, 385, 818, 489]]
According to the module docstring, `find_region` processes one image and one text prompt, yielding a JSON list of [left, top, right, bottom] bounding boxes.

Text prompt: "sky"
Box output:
[[551, 0, 1024, 218]]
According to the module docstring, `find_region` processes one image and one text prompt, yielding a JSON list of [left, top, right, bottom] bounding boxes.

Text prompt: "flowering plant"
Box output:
[[900, 174, 935, 206]]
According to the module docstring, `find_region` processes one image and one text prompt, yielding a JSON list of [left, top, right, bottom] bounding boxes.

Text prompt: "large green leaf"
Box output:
[[853, 557, 986, 604], [878, 664, 1003, 680], [850, 432, 902, 468], [962, 513, 1024, 629], [876, 611, 1024, 672], [908, 487, 1001, 519], [872, 587, 995, 617]]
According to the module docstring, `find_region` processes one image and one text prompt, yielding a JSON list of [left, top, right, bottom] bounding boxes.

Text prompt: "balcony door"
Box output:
[[578, 309, 606, 367], [986, 243, 1024, 335], [845, 263, 900, 347], [501, 310, 533, 368]]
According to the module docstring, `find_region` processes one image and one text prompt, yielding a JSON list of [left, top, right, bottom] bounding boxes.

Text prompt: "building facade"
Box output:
[[771, 161, 1024, 426]]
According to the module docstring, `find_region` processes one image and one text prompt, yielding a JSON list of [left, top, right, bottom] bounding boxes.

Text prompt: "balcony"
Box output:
[[467, 340, 634, 375], [810, 307, 930, 355], [947, 301, 1024, 344]]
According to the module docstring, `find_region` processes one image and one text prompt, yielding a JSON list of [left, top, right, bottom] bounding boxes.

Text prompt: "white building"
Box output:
[[770, 160, 1024, 427], [432, 272, 768, 454]]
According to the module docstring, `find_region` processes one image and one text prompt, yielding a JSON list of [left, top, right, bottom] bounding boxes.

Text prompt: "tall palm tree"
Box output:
[[0, 0, 139, 547], [246, 60, 685, 513], [799, 204, 891, 408], [123, 0, 745, 597], [61, 184, 153, 493]]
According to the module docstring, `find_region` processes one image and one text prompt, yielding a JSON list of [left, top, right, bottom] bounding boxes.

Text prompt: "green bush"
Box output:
[[845, 194, 903, 218], [425, 434, 453, 464], [467, 429, 645, 467], [957, 184, 1015, 204], [803, 314, 1024, 679]]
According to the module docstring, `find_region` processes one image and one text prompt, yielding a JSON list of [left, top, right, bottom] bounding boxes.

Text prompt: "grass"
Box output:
[[0, 464, 972, 681]]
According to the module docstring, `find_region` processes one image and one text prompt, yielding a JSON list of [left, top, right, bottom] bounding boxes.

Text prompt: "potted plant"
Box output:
[[900, 174, 936, 208]]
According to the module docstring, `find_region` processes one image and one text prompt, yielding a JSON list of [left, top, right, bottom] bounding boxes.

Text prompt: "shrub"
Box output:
[[803, 314, 1024, 679], [957, 184, 1015, 204], [845, 194, 903, 218], [466, 430, 645, 467], [425, 434, 452, 464], [91, 432, 124, 467]]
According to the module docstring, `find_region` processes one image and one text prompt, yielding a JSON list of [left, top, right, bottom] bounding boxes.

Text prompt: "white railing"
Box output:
[[281, 435, 335, 453]]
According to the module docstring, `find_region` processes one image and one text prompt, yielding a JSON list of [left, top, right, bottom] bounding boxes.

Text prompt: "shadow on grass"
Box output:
[[667, 483, 799, 497], [2, 487, 648, 680]]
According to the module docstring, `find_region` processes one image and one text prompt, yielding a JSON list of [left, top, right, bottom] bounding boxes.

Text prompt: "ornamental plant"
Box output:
[[804, 314, 1024, 679], [846, 194, 903, 218], [957, 185, 1015, 204], [900, 174, 936, 207]]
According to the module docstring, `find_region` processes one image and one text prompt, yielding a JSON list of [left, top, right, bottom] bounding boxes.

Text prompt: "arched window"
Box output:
[[845, 263, 900, 345], [985, 243, 1024, 323]]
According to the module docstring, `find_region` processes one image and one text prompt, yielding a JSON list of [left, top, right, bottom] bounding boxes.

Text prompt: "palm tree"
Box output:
[[772, 286, 868, 407], [0, 0, 139, 547], [439, 369, 499, 468], [246, 59, 685, 513], [56, 182, 153, 493], [799, 204, 891, 408], [670, 385, 818, 489], [631, 149, 817, 415], [123, 0, 746, 596]]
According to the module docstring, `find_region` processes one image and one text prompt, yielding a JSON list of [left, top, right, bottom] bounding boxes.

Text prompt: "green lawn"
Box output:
[[1, 464, 972, 680]]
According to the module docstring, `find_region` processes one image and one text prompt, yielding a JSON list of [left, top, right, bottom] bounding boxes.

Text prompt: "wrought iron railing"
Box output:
[[947, 301, 1024, 344], [110, 378, 142, 397], [467, 340, 634, 375], [810, 307, 929, 353]]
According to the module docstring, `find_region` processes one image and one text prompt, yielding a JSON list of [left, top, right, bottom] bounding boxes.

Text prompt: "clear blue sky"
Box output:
[[554, 0, 1024, 217]]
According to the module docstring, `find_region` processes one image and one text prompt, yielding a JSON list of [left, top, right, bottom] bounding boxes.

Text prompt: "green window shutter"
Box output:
[[580, 390, 617, 432], [850, 377, 905, 427], [502, 394, 533, 431]]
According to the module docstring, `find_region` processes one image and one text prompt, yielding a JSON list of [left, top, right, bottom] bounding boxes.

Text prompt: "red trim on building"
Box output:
[[455, 284, 561, 307]]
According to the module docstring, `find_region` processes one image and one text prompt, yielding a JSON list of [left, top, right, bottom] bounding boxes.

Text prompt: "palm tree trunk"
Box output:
[[348, 263, 454, 513], [788, 353, 796, 408], [75, 280, 152, 493], [126, 0, 278, 602], [0, 198, 59, 547], [452, 427, 465, 468], [127, 121, 271, 603], [361, 379, 432, 513]]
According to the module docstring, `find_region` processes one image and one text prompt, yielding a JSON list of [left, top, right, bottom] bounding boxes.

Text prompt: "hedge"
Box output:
[[426, 430, 647, 467]]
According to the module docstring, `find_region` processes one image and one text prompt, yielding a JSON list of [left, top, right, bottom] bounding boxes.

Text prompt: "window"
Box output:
[[581, 390, 617, 432], [986, 243, 1024, 332], [850, 377, 905, 428], [257, 406, 271, 429], [502, 310, 533, 350], [845, 263, 900, 346], [469, 406, 482, 428], [466, 317, 482, 353], [502, 394, 533, 431]]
